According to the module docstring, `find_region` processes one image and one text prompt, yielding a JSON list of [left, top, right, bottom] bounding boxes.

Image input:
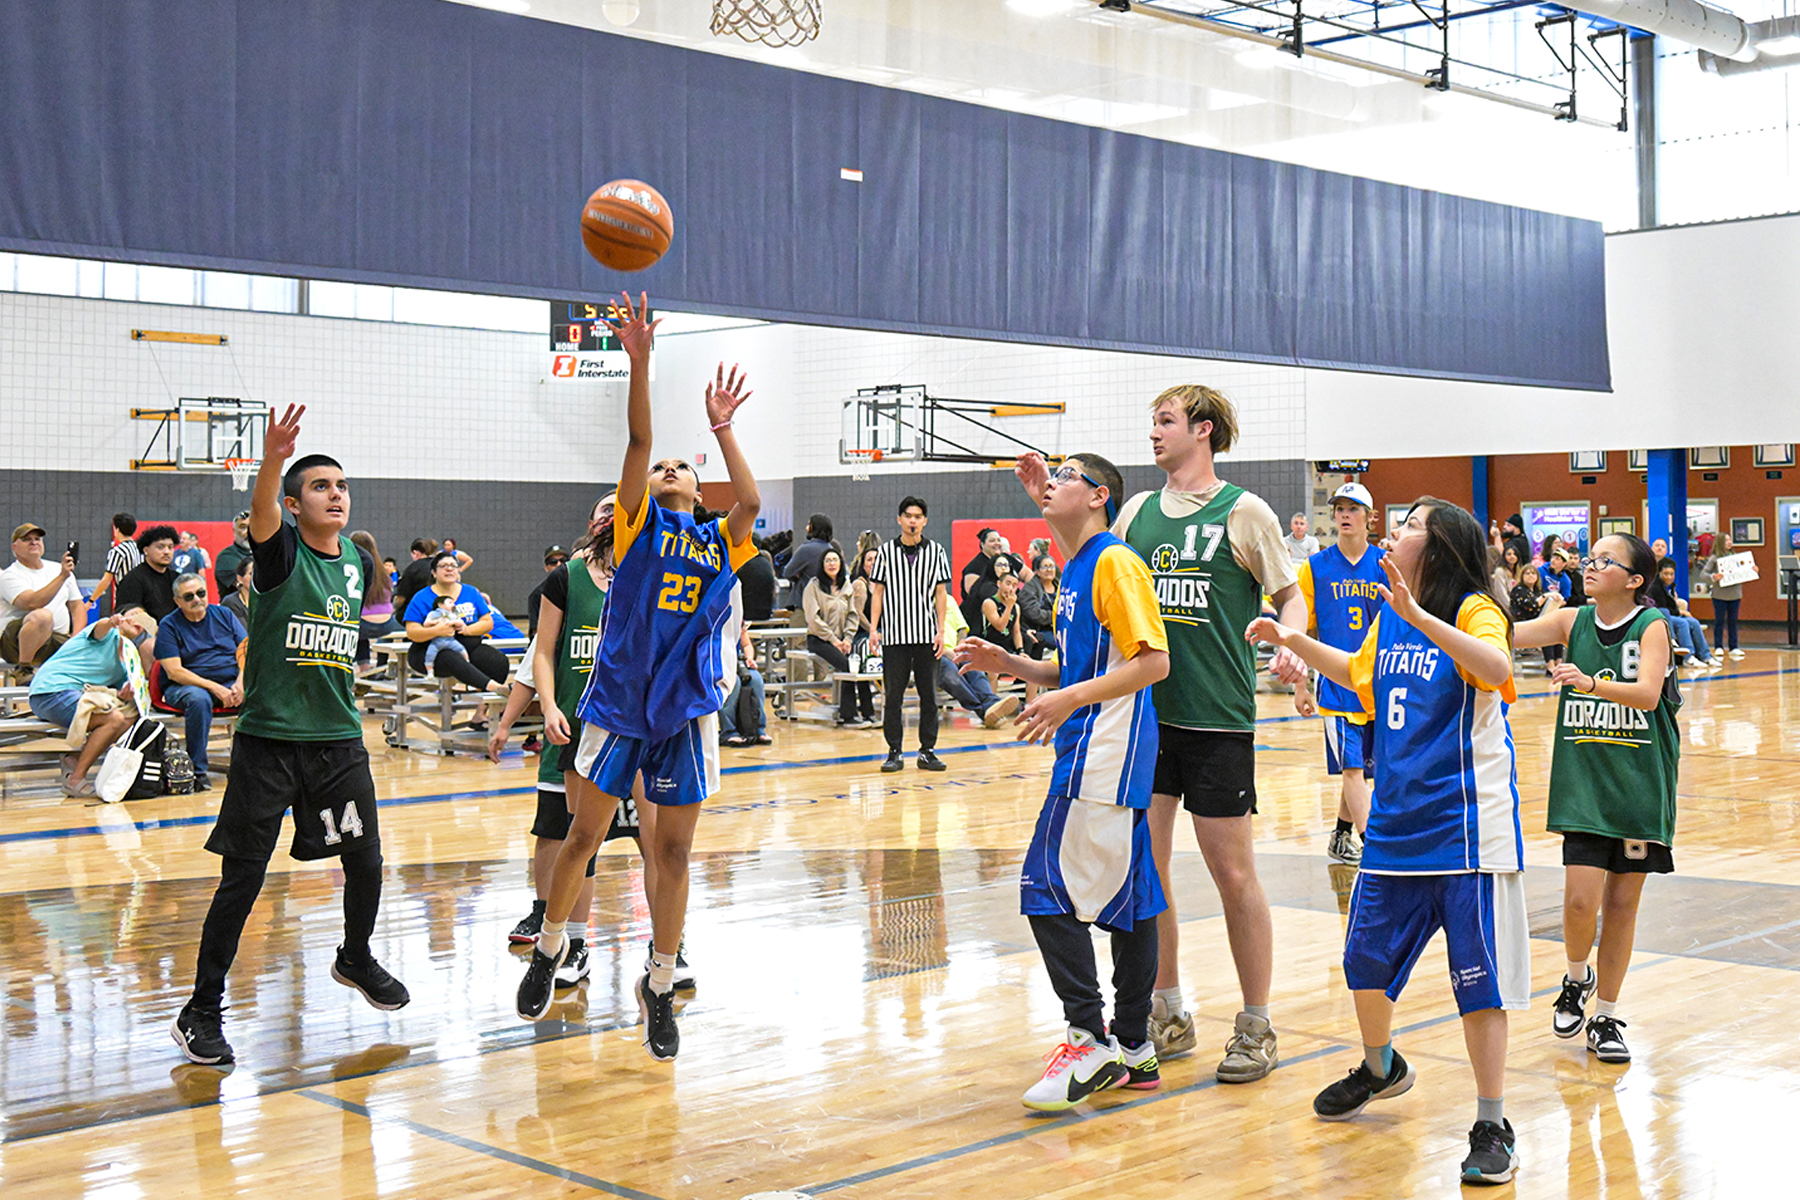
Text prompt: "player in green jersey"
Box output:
[[1016, 384, 1308, 1084], [173, 404, 409, 1067], [1515, 533, 1678, 1065]]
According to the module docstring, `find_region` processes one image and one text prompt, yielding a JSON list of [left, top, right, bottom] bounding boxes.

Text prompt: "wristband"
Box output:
[[711, 419, 733, 432]]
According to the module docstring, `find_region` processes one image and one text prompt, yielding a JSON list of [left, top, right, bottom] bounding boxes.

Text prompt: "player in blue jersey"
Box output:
[[515, 293, 759, 1062], [956, 451, 1169, 1112], [1248, 497, 1526, 1187], [1293, 482, 1386, 865]]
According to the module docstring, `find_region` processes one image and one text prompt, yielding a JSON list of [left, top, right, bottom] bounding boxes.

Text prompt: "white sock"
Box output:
[[538, 921, 566, 960], [1245, 1003, 1270, 1022], [1567, 959, 1591, 983], [649, 950, 677, 995], [1153, 987, 1184, 1020], [1595, 998, 1618, 1019]]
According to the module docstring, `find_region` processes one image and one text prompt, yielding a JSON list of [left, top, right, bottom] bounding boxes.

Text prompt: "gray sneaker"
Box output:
[[983, 695, 1022, 729], [1326, 826, 1363, 865], [1217, 1011, 1278, 1083], [1148, 1008, 1197, 1058]]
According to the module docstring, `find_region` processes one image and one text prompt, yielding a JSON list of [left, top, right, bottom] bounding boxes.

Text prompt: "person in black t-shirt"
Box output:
[[115, 525, 179, 621]]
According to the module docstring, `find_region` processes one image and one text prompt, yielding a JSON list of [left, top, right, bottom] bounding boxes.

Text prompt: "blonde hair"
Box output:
[[1151, 384, 1238, 455]]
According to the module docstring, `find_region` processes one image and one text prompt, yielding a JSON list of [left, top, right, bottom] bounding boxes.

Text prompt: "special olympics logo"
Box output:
[[327, 595, 350, 624], [1149, 543, 1181, 572]]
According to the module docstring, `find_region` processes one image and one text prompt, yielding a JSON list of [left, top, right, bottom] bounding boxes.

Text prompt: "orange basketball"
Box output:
[[580, 179, 674, 272]]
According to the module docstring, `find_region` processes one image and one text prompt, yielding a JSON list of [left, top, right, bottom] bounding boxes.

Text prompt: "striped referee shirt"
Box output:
[[870, 536, 951, 646]]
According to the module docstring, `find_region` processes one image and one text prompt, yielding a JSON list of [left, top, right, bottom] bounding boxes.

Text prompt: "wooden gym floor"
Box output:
[[1, 653, 1797, 1197]]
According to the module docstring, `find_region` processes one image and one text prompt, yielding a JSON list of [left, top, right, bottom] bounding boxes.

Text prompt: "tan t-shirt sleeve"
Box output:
[[1228, 491, 1300, 596]]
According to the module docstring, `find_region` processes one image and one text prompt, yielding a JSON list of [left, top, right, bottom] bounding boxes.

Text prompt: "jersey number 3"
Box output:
[[320, 801, 364, 845], [657, 572, 702, 614]]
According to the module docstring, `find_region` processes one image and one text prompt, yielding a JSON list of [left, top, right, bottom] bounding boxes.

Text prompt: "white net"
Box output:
[[225, 458, 259, 491], [711, 0, 821, 47]]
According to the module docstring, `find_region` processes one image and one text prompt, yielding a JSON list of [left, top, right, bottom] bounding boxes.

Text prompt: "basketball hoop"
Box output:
[[711, 0, 821, 46], [224, 458, 259, 492], [845, 447, 882, 482]]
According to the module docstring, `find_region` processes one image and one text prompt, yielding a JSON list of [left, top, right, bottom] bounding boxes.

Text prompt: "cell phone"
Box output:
[[66, 541, 78, 565]]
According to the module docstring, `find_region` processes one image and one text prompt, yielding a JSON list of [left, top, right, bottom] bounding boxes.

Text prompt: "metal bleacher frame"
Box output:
[[362, 635, 540, 756]]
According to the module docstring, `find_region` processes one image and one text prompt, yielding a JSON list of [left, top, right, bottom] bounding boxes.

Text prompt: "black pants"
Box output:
[[1712, 598, 1740, 651], [408, 636, 509, 690], [881, 642, 939, 753], [190, 845, 384, 1010], [808, 635, 873, 722], [1029, 912, 1159, 1046]]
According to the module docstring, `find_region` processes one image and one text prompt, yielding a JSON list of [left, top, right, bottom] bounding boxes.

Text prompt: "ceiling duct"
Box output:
[[1699, 14, 1800, 75], [1567, 0, 1755, 61]]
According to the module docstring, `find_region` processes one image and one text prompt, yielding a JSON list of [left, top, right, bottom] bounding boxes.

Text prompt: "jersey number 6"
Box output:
[[657, 572, 702, 614], [1386, 687, 1407, 731]]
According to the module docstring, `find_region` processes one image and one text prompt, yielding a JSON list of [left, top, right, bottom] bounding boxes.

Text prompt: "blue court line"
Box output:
[[296, 1088, 666, 1200]]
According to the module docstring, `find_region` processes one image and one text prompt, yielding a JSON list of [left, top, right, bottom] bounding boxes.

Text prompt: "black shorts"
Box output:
[[1152, 726, 1257, 818], [205, 730, 380, 862], [530, 786, 599, 877], [1561, 831, 1673, 875]]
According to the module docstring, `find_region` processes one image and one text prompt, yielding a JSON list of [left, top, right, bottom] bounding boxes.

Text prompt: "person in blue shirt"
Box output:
[[516, 293, 760, 1064], [401, 553, 511, 694], [29, 606, 155, 797], [154, 573, 247, 789]]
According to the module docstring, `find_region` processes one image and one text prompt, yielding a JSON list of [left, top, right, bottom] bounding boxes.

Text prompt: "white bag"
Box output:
[[94, 743, 143, 805]]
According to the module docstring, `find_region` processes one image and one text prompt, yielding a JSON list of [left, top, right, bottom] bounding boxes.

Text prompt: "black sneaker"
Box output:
[[521, 734, 541, 753], [553, 938, 590, 989], [638, 972, 680, 1060], [1460, 1118, 1518, 1185], [1313, 1051, 1415, 1120], [509, 899, 548, 945], [917, 750, 947, 772], [1552, 968, 1596, 1038], [171, 1003, 234, 1065], [193, 771, 213, 792], [516, 937, 567, 1021], [880, 751, 904, 773], [332, 948, 411, 1011], [1587, 1014, 1631, 1063]]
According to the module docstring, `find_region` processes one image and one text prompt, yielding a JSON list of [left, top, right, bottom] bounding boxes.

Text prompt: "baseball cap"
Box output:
[[544, 545, 569, 564], [10, 522, 45, 542], [1331, 482, 1374, 509]]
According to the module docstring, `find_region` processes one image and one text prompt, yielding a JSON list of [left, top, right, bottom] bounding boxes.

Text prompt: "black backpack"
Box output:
[[114, 717, 170, 800]]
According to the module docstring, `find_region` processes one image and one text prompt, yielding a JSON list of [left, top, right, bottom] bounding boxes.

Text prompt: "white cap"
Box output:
[[1331, 482, 1373, 509]]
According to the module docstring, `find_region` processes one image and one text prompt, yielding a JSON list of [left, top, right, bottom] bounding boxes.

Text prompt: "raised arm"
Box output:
[[1378, 557, 1512, 687], [249, 403, 303, 543], [603, 293, 659, 522], [706, 364, 761, 546]]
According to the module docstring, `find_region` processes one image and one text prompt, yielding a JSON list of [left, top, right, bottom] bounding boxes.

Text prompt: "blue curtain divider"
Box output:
[[0, 0, 1610, 390]]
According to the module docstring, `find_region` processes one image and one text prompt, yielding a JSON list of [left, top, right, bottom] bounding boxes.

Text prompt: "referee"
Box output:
[[868, 495, 952, 773]]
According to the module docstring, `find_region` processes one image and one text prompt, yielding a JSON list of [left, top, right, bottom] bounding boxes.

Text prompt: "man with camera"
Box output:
[[0, 522, 88, 668]]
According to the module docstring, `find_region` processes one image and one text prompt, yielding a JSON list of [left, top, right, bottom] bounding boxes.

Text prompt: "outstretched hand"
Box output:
[[705, 363, 753, 430], [265, 404, 305, 464], [1244, 616, 1294, 650], [601, 291, 660, 361], [1377, 555, 1422, 625], [1015, 452, 1051, 503], [951, 635, 1011, 675]]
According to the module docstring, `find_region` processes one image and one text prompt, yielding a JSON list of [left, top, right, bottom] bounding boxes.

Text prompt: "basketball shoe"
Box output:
[[1313, 1050, 1415, 1120], [1461, 1118, 1518, 1185], [638, 973, 680, 1061], [1148, 1008, 1197, 1058], [517, 937, 567, 1020], [332, 948, 411, 1011], [554, 938, 590, 989], [1326, 826, 1363, 865], [1587, 1014, 1630, 1063], [172, 1003, 233, 1066], [1022, 1027, 1127, 1112], [1120, 1039, 1161, 1090], [1552, 967, 1596, 1038], [509, 899, 547, 945], [644, 938, 696, 990], [1217, 1012, 1278, 1083]]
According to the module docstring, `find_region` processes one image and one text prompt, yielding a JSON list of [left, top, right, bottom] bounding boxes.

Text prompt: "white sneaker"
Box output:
[[553, 938, 590, 988], [1022, 1027, 1127, 1112], [1729, 649, 1745, 660]]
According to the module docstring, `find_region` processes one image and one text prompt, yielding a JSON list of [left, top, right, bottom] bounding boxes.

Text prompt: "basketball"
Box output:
[[580, 179, 674, 272]]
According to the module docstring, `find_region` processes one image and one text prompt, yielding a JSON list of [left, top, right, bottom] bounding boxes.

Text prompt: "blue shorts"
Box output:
[[1021, 795, 1166, 935], [1343, 871, 1530, 1014], [28, 688, 82, 730], [1322, 714, 1373, 776], [574, 713, 720, 807]]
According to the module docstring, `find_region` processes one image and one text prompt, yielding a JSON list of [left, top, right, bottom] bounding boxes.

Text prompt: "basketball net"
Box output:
[[711, 0, 821, 46], [224, 458, 259, 492], [846, 447, 881, 482]]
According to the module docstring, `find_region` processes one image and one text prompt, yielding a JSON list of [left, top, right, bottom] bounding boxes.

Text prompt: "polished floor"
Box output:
[[1, 653, 1798, 1197]]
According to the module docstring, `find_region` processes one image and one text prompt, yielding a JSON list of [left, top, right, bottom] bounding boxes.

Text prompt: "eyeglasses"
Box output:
[[1050, 464, 1102, 488], [177, 590, 206, 602], [1583, 555, 1624, 572]]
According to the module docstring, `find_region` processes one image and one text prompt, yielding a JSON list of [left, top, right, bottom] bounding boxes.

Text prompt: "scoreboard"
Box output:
[[550, 300, 653, 352]]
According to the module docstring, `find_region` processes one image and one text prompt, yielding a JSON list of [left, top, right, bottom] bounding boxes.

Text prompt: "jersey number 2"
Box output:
[[320, 801, 364, 845], [657, 572, 702, 614]]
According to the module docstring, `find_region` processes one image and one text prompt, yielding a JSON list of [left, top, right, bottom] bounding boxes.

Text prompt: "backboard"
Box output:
[[841, 386, 924, 464]]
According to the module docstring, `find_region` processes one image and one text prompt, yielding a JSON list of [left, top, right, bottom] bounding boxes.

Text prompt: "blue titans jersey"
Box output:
[[1351, 595, 1522, 874], [1302, 543, 1386, 716], [577, 493, 755, 743], [1048, 533, 1167, 809]]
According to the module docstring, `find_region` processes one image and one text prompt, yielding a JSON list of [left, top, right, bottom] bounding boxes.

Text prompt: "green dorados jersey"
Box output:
[[238, 530, 364, 741], [538, 562, 608, 787], [1548, 606, 1681, 845], [1126, 485, 1261, 731]]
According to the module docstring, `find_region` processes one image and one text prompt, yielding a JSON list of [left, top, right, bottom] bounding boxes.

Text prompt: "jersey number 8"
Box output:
[[657, 572, 702, 614]]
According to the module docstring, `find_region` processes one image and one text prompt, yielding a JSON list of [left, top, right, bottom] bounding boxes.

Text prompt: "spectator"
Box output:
[[1018, 553, 1059, 661], [1283, 512, 1320, 564], [1028, 536, 1052, 564], [960, 527, 1003, 603], [996, 535, 1025, 576], [1650, 558, 1718, 668], [172, 530, 212, 578], [1, 522, 87, 668], [938, 593, 1022, 729], [869, 495, 953, 772], [440, 538, 473, 569], [738, 541, 777, 621], [980, 570, 1024, 652], [962, 542, 1016, 630], [28, 607, 154, 797], [802, 548, 874, 728], [394, 537, 440, 615], [526, 545, 571, 636], [220, 559, 251, 627], [382, 557, 398, 584], [154, 573, 245, 789], [783, 514, 837, 584], [720, 592, 771, 747], [95, 512, 143, 615], [848, 546, 878, 649], [1500, 543, 1542, 623], [115, 525, 180, 622], [1500, 513, 1530, 567], [350, 530, 399, 666], [1487, 546, 1511, 604], [1702, 529, 1747, 660], [402, 551, 512, 695], [212, 510, 251, 598]]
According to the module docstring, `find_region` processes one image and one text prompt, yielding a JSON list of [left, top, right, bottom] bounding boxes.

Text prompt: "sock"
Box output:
[[1567, 959, 1591, 984], [1153, 987, 1184, 1020], [1364, 1042, 1393, 1076], [649, 950, 676, 994], [1595, 998, 1618, 1018], [1335, 817, 1355, 835], [538, 921, 566, 960], [1245, 1004, 1270, 1022], [1477, 1096, 1504, 1127]]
